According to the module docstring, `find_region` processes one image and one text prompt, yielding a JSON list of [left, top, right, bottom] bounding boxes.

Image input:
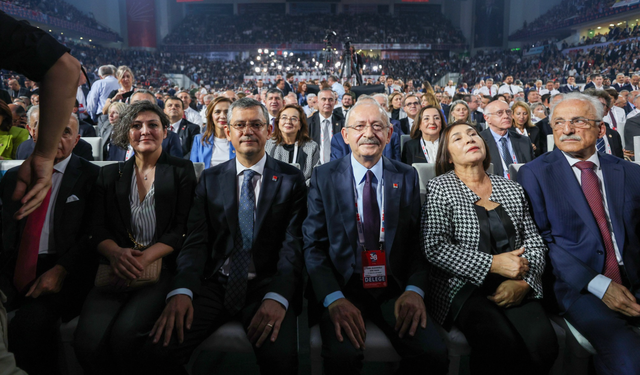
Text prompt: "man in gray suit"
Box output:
[[481, 99, 535, 178]]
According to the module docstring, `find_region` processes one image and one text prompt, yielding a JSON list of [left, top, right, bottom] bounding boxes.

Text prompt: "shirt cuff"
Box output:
[[587, 275, 612, 300], [166, 288, 193, 302], [263, 292, 289, 311], [405, 285, 425, 299], [323, 291, 345, 308]]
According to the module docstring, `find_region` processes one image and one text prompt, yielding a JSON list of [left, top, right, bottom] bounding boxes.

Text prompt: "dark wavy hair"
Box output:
[[272, 104, 311, 146], [409, 105, 447, 140], [435, 120, 491, 176], [111, 101, 169, 150], [0, 100, 12, 132]]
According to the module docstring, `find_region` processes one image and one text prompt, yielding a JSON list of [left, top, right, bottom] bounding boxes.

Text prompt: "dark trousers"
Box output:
[[454, 289, 558, 375], [73, 270, 172, 375], [140, 275, 298, 375], [7, 254, 91, 375], [318, 276, 449, 375], [564, 293, 640, 375]]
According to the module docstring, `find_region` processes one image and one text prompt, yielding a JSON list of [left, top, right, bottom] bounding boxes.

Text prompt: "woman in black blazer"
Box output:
[[401, 105, 447, 165], [422, 123, 558, 375], [75, 101, 196, 374], [511, 101, 544, 157]]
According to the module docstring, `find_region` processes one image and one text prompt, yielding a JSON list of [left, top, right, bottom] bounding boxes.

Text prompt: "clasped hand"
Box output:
[[490, 247, 529, 280], [108, 247, 152, 282], [488, 279, 530, 308]]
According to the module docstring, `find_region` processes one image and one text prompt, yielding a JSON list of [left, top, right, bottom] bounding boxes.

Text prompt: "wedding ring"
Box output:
[[266, 323, 274, 328]]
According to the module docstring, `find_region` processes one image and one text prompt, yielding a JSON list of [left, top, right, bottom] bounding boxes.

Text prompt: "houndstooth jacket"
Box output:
[[421, 170, 547, 326]]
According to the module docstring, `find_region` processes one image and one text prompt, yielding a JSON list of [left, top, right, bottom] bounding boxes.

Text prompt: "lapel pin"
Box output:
[[272, 176, 278, 181], [393, 183, 398, 189]]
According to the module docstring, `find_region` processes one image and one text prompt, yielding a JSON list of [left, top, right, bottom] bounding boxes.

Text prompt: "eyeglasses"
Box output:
[[551, 117, 600, 129], [279, 115, 300, 124], [347, 124, 387, 132], [485, 109, 513, 117], [229, 122, 266, 131], [405, 101, 420, 107]]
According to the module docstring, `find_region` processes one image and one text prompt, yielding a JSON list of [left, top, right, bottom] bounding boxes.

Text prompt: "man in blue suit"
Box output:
[[141, 98, 306, 375], [303, 98, 448, 375], [519, 92, 640, 375]]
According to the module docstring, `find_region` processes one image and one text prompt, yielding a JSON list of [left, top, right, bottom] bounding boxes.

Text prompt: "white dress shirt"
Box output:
[[562, 151, 623, 300], [185, 107, 204, 127], [39, 154, 72, 254]]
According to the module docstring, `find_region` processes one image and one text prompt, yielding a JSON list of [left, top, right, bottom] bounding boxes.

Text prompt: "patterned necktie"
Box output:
[[224, 169, 257, 314], [14, 188, 53, 292], [363, 171, 380, 251], [499, 137, 513, 167], [322, 119, 332, 163], [574, 161, 622, 285], [596, 138, 606, 154]]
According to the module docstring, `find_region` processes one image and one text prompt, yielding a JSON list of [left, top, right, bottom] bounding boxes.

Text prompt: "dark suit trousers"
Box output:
[[319, 276, 449, 375], [8, 254, 91, 375], [73, 270, 172, 375], [453, 288, 558, 375], [564, 293, 640, 375], [140, 275, 298, 375]]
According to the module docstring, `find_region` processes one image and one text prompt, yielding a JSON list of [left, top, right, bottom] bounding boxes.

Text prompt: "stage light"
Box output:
[[319, 64, 324, 68], [265, 49, 269, 54], [258, 49, 262, 53], [255, 67, 260, 73], [250, 61, 254, 65], [335, 62, 341, 68]]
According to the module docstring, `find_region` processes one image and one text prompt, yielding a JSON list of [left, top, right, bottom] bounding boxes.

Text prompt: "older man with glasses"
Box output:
[[399, 94, 422, 134]]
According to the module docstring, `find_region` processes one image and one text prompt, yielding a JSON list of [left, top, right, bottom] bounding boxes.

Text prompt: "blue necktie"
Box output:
[[596, 138, 606, 154], [224, 169, 257, 315], [499, 137, 513, 167]]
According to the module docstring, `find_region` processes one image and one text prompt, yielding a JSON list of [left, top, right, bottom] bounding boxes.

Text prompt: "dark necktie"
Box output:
[[574, 161, 622, 285], [363, 171, 380, 251], [596, 137, 606, 154], [225, 169, 257, 314], [499, 137, 513, 167], [608, 110, 617, 130]]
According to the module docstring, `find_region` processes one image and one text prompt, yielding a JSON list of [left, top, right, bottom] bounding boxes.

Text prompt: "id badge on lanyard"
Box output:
[[353, 179, 387, 289]]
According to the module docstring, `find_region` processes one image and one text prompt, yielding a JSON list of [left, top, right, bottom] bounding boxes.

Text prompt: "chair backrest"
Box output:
[[487, 163, 494, 175], [400, 134, 411, 154], [547, 134, 555, 151], [0, 160, 25, 182], [635, 136, 640, 161], [412, 163, 436, 205], [90, 161, 118, 167], [193, 162, 205, 182], [508, 163, 525, 181], [83, 137, 103, 161]]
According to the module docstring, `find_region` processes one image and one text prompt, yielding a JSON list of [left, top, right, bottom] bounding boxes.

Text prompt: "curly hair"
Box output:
[[111, 101, 169, 150]]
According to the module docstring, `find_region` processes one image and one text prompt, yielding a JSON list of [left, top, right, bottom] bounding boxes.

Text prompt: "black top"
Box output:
[[448, 204, 516, 323], [391, 108, 401, 121], [107, 89, 135, 103], [282, 143, 296, 163]]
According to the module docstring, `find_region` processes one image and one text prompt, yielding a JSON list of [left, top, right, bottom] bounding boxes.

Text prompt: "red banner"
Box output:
[[126, 0, 157, 48]]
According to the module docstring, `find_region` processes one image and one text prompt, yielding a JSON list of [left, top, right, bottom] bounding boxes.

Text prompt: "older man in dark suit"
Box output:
[[481, 99, 535, 178], [304, 98, 448, 375], [308, 89, 344, 164], [0, 113, 99, 375], [519, 93, 640, 375], [164, 96, 200, 158], [142, 98, 307, 375]]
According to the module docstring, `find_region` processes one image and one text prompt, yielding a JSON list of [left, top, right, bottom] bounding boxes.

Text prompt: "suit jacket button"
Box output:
[[183, 234, 186, 237], [597, 250, 604, 255]]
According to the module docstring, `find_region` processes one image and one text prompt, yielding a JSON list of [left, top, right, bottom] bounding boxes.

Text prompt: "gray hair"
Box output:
[[344, 96, 391, 133], [529, 102, 548, 116], [549, 92, 604, 122], [617, 73, 625, 78], [306, 93, 316, 100], [227, 97, 269, 125], [111, 101, 170, 150], [448, 100, 472, 123], [27, 105, 39, 125], [130, 89, 155, 102], [98, 65, 114, 77]]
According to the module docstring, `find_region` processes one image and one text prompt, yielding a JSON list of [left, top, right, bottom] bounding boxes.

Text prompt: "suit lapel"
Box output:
[[512, 134, 528, 163], [254, 156, 281, 243], [53, 155, 81, 239], [382, 158, 401, 254], [483, 132, 503, 176], [154, 154, 173, 236], [601, 156, 626, 255], [309, 113, 320, 144], [220, 161, 239, 247], [116, 159, 135, 233], [333, 157, 358, 252]]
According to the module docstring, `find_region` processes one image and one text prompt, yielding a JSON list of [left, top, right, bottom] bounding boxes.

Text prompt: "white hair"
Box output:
[[344, 96, 390, 131], [549, 92, 604, 122]]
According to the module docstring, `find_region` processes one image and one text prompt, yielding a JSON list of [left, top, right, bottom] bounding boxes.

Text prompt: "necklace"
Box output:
[[144, 174, 148, 181]]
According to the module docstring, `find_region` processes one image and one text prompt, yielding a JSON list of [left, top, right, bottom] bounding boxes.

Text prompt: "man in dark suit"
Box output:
[[142, 98, 306, 375], [6, 79, 28, 100], [333, 92, 354, 120], [481, 99, 534, 178], [283, 73, 295, 97], [584, 89, 625, 158], [399, 94, 422, 135], [308, 89, 344, 164], [0, 113, 99, 375], [519, 93, 640, 375], [164, 96, 200, 158], [303, 98, 448, 375], [560, 76, 580, 94]]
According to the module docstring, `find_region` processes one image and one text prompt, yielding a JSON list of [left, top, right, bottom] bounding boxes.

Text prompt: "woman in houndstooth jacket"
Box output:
[[422, 122, 558, 375]]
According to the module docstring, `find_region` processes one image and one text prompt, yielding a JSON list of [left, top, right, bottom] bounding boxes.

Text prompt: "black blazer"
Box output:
[[401, 138, 429, 165], [171, 156, 307, 312], [307, 112, 344, 147], [173, 118, 201, 158], [511, 126, 544, 157], [79, 120, 97, 137], [89, 152, 196, 270], [15, 138, 94, 161], [0, 154, 100, 282], [332, 107, 347, 120], [625, 112, 640, 154], [606, 127, 624, 158], [480, 128, 535, 177], [536, 117, 553, 137], [399, 118, 412, 135]]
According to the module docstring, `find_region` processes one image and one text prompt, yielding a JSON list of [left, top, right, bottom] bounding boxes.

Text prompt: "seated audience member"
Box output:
[[519, 93, 640, 375], [74, 101, 196, 374], [402, 105, 447, 164], [388, 92, 406, 121], [190, 97, 236, 168], [297, 81, 308, 107], [0, 101, 31, 160], [304, 98, 449, 375], [0, 113, 100, 375], [164, 96, 200, 158], [583, 89, 624, 158], [141, 98, 306, 375], [176, 90, 204, 127], [98, 101, 127, 156], [423, 122, 558, 375], [481, 100, 535, 178], [73, 100, 97, 137], [266, 104, 320, 185], [511, 101, 544, 156], [102, 65, 136, 113], [398, 94, 422, 135], [448, 100, 477, 131], [15, 105, 94, 161], [308, 89, 344, 164]]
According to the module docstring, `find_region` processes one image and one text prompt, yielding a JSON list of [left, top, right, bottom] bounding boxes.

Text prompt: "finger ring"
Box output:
[[266, 323, 274, 328]]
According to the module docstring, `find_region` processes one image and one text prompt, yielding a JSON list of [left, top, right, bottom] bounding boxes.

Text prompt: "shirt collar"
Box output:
[[235, 153, 267, 177], [489, 127, 510, 142], [319, 112, 331, 123], [562, 150, 600, 170], [54, 153, 73, 174], [350, 153, 383, 186], [170, 120, 181, 132]]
